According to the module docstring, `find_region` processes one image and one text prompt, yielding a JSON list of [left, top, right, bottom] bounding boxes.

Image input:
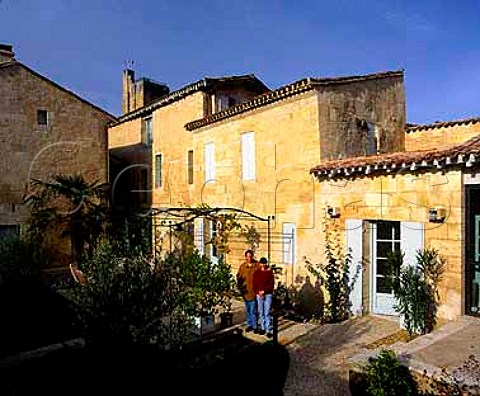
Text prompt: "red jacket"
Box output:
[[253, 268, 274, 295]]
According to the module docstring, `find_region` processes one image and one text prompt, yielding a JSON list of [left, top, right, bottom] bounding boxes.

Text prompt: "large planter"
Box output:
[[220, 312, 233, 328], [191, 314, 216, 335]]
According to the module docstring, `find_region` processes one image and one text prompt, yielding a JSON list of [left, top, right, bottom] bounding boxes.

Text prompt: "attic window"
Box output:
[[37, 110, 48, 126]]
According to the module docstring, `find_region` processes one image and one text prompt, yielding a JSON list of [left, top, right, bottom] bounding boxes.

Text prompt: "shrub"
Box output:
[[386, 248, 445, 335], [305, 218, 351, 323], [72, 244, 236, 349], [364, 349, 418, 396], [72, 243, 176, 347], [0, 234, 47, 286]]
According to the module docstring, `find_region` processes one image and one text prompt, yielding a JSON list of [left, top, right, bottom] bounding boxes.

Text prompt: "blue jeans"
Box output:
[[244, 300, 257, 329], [257, 294, 273, 333]]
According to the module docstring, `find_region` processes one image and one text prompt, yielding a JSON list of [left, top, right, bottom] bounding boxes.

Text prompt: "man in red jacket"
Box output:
[[253, 257, 275, 337]]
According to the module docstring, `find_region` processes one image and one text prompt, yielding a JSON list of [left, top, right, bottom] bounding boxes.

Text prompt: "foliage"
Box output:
[[72, 243, 173, 347], [176, 250, 236, 316], [109, 211, 152, 257], [240, 224, 261, 253], [364, 349, 418, 396], [0, 234, 47, 286], [305, 217, 351, 323], [24, 174, 108, 263], [72, 243, 236, 349], [386, 248, 445, 336]]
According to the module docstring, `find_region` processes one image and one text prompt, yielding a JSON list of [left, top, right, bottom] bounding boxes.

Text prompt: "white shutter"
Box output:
[[400, 222, 424, 267], [195, 218, 204, 255], [282, 223, 296, 264], [242, 132, 255, 181], [400, 221, 424, 329], [345, 219, 363, 316], [204, 143, 215, 182]]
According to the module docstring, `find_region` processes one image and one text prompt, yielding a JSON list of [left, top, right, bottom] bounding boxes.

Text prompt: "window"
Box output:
[[373, 221, 401, 294], [241, 132, 255, 181], [155, 154, 162, 188], [37, 110, 48, 126], [0, 225, 19, 242], [144, 117, 153, 146], [204, 142, 215, 182], [188, 150, 194, 185], [228, 97, 236, 107]]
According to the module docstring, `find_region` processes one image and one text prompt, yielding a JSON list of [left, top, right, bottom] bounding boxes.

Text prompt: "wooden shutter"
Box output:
[[195, 218, 204, 255], [242, 132, 255, 181], [400, 222, 424, 267], [204, 143, 215, 181], [345, 219, 363, 315], [155, 154, 162, 188], [282, 223, 296, 264]]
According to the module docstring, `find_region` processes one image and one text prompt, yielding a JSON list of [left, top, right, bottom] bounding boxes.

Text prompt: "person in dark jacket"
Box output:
[[253, 257, 275, 337], [237, 250, 259, 332]]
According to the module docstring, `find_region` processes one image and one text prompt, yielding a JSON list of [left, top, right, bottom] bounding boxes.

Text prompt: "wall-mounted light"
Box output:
[[326, 206, 341, 218], [429, 206, 446, 223]]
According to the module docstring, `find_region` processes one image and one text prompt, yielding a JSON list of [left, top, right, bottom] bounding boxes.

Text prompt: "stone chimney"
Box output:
[[0, 44, 15, 63], [122, 68, 136, 114], [122, 68, 170, 114]]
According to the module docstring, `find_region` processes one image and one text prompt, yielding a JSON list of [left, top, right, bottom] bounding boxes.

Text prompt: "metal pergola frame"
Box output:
[[149, 206, 274, 262]]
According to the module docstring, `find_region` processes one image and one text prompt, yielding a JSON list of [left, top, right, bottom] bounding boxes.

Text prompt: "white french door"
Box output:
[[371, 221, 400, 316]]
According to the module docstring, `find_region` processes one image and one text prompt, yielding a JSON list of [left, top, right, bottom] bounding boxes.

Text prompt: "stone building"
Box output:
[[311, 118, 480, 320], [0, 44, 115, 264], [109, 68, 405, 282]]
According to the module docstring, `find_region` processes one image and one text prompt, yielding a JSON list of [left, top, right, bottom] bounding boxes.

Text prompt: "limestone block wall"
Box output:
[[152, 92, 205, 207], [318, 169, 463, 319], [108, 117, 143, 149], [318, 75, 405, 161], [406, 121, 480, 151], [191, 91, 321, 279], [0, 64, 111, 229]]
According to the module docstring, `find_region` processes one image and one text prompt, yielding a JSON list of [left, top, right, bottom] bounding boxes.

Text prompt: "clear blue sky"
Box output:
[[1, 0, 479, 124]]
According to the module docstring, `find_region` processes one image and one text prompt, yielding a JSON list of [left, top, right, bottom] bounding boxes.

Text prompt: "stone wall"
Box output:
[[318, 169, 463, 319], [406, 121, 480, 151], [318, 75, 405, 161], [0, 63, 111, 230]]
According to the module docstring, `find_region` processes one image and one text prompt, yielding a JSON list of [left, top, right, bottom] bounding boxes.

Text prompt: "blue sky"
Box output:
[[1, 0, 479, 124]]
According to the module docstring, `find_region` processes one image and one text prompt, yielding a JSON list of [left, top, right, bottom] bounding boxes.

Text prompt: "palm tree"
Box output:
[[24, 174, 108, 263]]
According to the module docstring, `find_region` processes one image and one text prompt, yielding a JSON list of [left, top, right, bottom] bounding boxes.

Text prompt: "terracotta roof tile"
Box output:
[[186, 70, 403, 131], [406, 116, 480, 133], [310, 133, 480, 179], [114, 74, 269, 125]]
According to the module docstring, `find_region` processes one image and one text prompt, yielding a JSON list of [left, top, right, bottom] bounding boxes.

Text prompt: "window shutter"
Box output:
[[204, 143, 215, 181], [242, 132, 255, 181], [282, 223, 296, 264], [195, 218, 204, 255], [188, 150, 194, 184], [345, 219, 363, 315], [155, 154, 162, 188], [400, 222, 424, 267]]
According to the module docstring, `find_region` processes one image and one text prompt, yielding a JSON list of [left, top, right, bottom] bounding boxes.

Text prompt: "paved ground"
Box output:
[[282, 316, 400, 396], [228, 299, 402, 396]]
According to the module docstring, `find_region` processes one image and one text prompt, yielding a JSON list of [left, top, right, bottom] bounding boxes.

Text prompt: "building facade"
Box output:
[[0, 44, 115, 265], [109, 69, 405, 281], [311, 124, 480, 320]]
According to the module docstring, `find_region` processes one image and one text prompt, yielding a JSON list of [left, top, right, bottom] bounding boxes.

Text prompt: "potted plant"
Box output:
[[219, 293, 234, 328]]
